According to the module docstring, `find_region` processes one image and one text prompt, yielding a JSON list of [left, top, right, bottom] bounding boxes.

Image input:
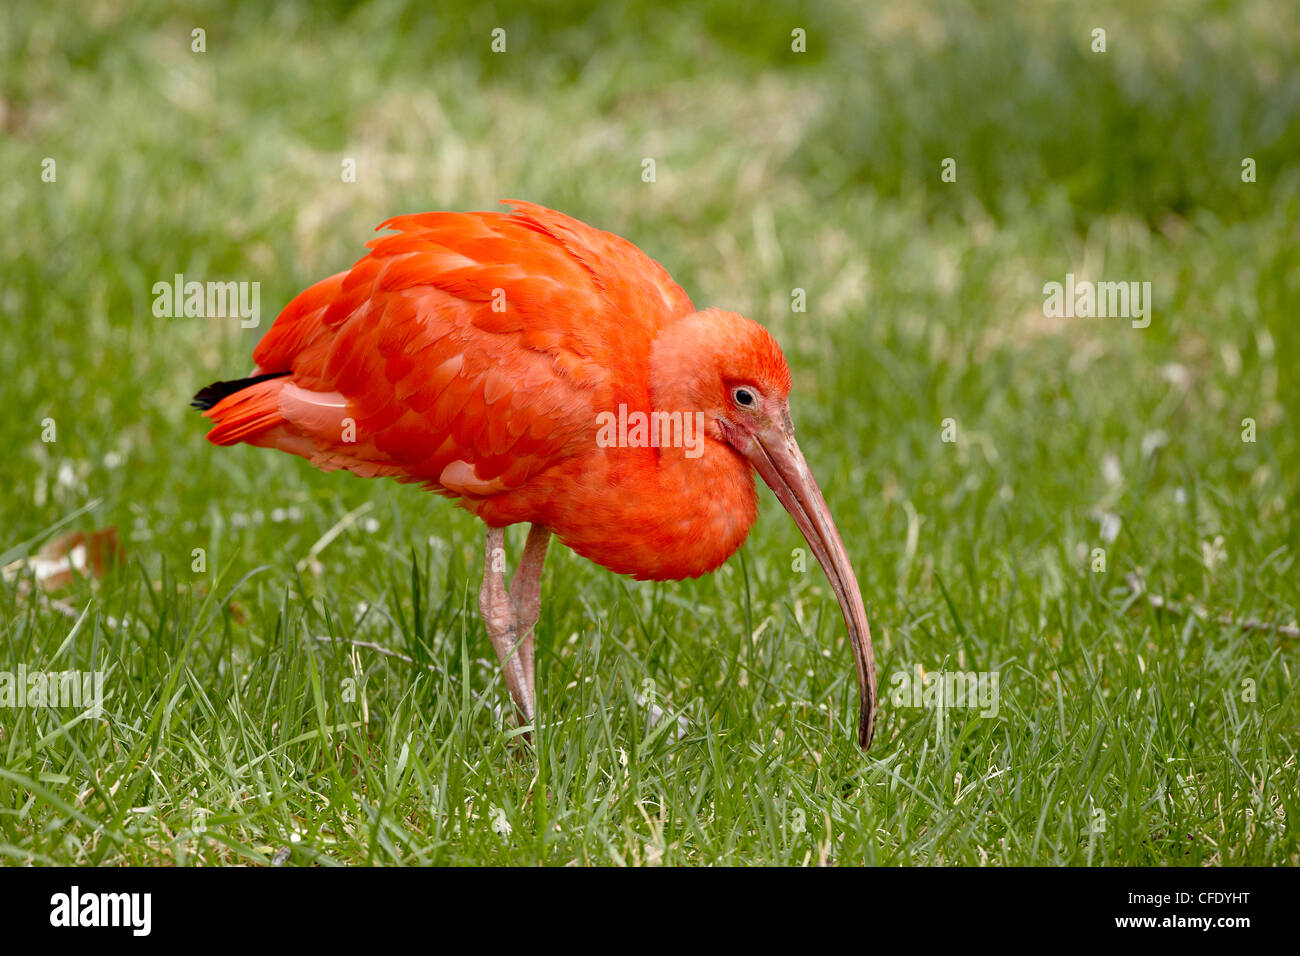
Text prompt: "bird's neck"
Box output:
[[582, 311, 760, 579], [527, 427, 755, 582]]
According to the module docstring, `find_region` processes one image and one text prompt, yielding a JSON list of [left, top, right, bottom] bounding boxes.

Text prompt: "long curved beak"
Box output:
[[742, 413, 878, 750]]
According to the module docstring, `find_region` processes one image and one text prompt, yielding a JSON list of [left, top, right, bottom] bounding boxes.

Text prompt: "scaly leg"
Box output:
[[510, 524, 552, 699], [479, 526, 532, 722], [478, 524, 551, 725]]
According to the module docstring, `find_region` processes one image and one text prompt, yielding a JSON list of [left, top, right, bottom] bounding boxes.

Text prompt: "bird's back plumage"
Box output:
[[203, 200, 695, 500]]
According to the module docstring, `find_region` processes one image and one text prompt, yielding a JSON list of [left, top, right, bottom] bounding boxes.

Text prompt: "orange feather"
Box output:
[[205, 201, 788, 578]]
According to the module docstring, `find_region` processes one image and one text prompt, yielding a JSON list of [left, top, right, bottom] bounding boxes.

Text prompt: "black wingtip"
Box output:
[[190, 383, 226, 411], [191, 372, 289, 411]]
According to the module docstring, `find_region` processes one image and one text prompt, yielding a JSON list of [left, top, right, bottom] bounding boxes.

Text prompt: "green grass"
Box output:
[[1, 0, 1297, 865]]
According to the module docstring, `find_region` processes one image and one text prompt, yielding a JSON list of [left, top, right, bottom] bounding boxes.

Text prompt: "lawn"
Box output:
[[1, 0, 1296, 865]]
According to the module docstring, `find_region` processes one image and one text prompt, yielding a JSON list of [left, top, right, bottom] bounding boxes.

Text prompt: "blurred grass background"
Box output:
[[0, 0, 1297, 865]]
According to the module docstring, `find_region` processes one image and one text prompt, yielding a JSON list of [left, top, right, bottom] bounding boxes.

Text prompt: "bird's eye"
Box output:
[[733, 387, 756, 408]]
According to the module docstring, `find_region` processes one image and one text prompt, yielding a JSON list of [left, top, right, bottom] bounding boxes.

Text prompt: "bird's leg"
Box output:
[[479, 526, 534, 723], [509, 524, 552, 701]]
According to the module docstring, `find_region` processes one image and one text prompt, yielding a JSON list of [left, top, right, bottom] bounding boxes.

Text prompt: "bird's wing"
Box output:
[[236, 201, 694, 496]]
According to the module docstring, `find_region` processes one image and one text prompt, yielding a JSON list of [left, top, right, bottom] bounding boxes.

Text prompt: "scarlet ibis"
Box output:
[[193, 201, 878, 748]]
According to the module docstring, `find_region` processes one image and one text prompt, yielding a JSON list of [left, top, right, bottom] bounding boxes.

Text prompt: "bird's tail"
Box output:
[[192, 372, 290, 445]]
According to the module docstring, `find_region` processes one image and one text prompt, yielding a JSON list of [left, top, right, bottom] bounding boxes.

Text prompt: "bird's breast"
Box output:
[[481, 441, 759, 581]]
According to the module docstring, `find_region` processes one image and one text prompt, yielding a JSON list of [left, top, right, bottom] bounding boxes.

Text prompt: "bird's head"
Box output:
[[650, 308, 878, 749]]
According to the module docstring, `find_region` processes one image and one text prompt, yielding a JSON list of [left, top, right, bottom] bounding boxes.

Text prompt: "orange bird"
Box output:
[[194, 201, 878, 748]]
